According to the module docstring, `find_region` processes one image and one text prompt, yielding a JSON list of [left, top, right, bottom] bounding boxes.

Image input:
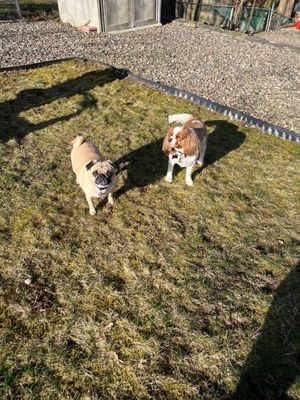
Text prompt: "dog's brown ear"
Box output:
[[71, 135, 85, 148], [162, 128, 173, 155], [178, 128, 199, 156]]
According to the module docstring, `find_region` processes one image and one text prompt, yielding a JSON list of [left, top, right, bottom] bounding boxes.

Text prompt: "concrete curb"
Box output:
[[1, 57, 299, 144]]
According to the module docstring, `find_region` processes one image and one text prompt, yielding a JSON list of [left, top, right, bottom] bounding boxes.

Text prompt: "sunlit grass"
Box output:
[[0, 60, 299, 399]]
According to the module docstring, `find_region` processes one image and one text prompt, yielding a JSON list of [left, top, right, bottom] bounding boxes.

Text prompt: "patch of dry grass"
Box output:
[[0, 60, 299, 399], [0, 0, 58, 20], [19, 0, 58, 19]]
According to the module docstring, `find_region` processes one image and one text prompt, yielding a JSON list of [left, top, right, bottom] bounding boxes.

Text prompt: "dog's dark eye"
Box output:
[[92, 171, 98, 177]]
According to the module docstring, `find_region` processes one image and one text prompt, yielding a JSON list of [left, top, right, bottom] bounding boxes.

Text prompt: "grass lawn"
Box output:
[[0, 0, 58, 20], [0, 59, 299, 400], [20, 0, 58, 17]]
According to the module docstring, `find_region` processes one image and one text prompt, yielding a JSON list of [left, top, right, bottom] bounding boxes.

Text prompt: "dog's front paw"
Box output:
[[108, 193, 115, 205], [185, 179, 193, 187], [165, 175, 173, 183], [89, 209, 96, 216]]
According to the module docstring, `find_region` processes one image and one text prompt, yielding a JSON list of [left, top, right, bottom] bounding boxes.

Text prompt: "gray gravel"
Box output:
[[0, 20, 299, 133], [256, 26, 300, 49]]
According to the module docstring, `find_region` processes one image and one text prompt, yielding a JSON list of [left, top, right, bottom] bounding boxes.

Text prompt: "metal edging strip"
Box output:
[[0, 57, 299, 144]]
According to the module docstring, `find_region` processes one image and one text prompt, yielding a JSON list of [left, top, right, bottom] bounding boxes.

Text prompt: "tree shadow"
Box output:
[[0, 68, 124, 143], [233, 261, 300, 400], [116, 119, 246, 198]]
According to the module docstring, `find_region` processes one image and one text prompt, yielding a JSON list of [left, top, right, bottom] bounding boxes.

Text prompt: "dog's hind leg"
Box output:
[[185, 165, 194, 186], [197, 136, 207, 167]]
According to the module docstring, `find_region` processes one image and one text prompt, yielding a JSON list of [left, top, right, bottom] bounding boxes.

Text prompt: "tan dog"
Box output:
[[71, 136, 118, 215]]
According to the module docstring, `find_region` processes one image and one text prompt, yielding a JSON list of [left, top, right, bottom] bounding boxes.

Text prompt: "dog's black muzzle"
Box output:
[[93, 172, 111, 188]]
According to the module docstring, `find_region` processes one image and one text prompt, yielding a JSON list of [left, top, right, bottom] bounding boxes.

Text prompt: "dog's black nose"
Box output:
[[95, 174, 110, 186], [168, 138, 172, 143]]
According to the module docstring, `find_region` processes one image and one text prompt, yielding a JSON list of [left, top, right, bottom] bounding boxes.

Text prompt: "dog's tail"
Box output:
[[168, 114, 194, 125], [71, 135, 85, 148]]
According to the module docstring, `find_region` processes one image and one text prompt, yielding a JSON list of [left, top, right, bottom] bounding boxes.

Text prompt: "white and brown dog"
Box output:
[[162, 114, 208, 186], [71, 136, 118, 215]]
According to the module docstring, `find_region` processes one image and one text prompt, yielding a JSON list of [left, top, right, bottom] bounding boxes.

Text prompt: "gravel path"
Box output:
[[256, 26, 300, 49], [0, 20, 299, 133]]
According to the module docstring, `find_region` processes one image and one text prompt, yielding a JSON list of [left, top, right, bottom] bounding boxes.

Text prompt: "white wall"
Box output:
[[57, 0, 100, 30]]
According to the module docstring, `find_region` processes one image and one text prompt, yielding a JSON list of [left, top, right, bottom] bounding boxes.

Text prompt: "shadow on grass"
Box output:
[[205, 120, 246, 166], [233, 261, 300, 400], [192, 119, 245, 180], [116, 120, 246, 197], [116, 138, 165, 198], [0, 68, 124, 143]]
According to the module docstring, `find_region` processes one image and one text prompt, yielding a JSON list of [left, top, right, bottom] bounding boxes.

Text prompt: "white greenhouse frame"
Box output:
[[57, 0, 162, 33]]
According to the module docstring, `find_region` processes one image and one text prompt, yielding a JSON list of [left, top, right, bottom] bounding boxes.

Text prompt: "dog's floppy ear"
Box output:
[[162, 127, 173, 155], [179, 128, 199, 156], [107, 160, 119, 174], [71, 135, 85, 148], [86, 160, 97, 171]]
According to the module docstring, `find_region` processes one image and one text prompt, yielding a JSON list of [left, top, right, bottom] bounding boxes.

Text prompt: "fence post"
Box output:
[[229, 6, 234, 29], [265, 9, 271, 31], [245, 0, 257, 33], [266, 1, 275, 31], [15, 0, 22, 18]]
